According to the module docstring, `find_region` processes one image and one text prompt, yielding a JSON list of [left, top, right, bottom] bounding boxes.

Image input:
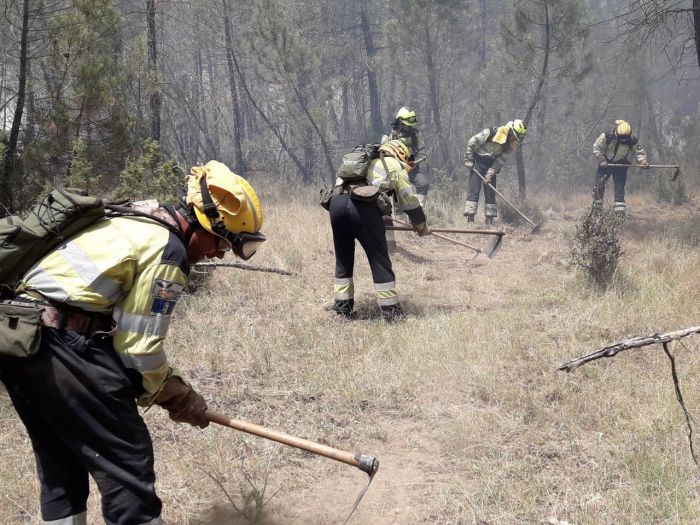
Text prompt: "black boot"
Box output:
[[380, 304, 405, 323], [463, 213, 475, 223], [333, 300, 356, 319]]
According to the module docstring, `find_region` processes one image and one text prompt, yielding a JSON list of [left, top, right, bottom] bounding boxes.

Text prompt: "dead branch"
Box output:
[[194, 261, 295, 276], [557, 326, 700, 373]]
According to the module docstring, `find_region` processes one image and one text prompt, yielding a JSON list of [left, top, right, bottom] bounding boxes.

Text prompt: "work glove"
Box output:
[[464, 160, 474, 170], [598, 158, 608, 167], [413, 222, 432, 237], [154, 376, 209, 428], [484, 168, 497, 184], [640, 160, 650, 169]]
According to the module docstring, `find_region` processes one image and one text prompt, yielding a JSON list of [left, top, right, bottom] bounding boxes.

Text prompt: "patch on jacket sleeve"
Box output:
[[150, 279, 184, 315]]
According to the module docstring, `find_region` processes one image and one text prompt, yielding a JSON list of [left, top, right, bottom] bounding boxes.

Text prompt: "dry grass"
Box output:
[[0, 186, 699, 524]]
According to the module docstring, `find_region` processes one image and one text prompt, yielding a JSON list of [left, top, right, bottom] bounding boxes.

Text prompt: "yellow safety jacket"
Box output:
[[366, 155, 421, 213], [20, 209, 189, 405], [464, 127, 515, 174], [593, 132, 647, 164]]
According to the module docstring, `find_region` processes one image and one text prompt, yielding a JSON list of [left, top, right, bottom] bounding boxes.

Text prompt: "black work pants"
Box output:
[[409, 166, 430, 196], [0, 328, 162, 525], [466, 168, 497, 206], [330, 194, 397, 313], [593, 163, 628, 203]]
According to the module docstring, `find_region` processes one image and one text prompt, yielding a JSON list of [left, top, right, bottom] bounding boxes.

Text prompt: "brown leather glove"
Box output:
[[154, 376, 209, 428]]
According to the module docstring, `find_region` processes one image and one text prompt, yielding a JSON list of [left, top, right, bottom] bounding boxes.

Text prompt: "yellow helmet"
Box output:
[[510, 119, 527, 140], [379, 140, 411, 165], [615, 119, 631, 136], [396, 107, 417, 127], [186, 160, 265, 260]]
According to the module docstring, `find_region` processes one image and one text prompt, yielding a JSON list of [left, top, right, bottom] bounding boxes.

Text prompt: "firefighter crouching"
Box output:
[[329, 140, 430, 323], [0, 161, 265, 525]]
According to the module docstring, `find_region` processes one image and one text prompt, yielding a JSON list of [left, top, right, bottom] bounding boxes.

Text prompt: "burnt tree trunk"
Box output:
[[147, 0, 161, 142]]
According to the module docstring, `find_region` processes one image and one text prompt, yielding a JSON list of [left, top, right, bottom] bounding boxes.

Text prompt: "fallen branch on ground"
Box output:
[[194, 261, 295, 276], [558, 326, 700, 468], [557, 326, 700, 373]]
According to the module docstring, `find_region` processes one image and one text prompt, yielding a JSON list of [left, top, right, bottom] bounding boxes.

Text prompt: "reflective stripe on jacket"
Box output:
[[20, 214, 189, 405], [464, 128, 515, 174], [367, 156, 421, 212], [593, 132, 647, 163]]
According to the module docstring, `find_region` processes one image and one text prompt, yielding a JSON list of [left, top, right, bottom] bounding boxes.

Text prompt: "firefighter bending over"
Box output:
[[0, 161, 265, 525]]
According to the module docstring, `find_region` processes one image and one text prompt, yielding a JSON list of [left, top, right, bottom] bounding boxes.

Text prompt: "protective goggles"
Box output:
[[212, 222, 266, 261]]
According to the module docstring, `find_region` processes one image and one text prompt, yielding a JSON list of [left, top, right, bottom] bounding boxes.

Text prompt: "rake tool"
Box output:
[[473, 169, 542, 233], [206, 410, 378, 523], [388, 217, 502, 259], [606, 163, 681, 181]]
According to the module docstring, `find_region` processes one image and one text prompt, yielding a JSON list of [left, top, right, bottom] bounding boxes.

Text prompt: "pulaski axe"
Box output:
[[206, 411, 378, 523], [387, 217, 503, 259]]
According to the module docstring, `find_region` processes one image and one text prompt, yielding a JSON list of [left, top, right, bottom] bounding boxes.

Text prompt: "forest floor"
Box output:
[[0, 189, 699, 524]]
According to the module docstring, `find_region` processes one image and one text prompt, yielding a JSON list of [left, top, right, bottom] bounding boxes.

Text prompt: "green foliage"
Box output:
[[570, 207, 624, 289], [66, 139, 94, 192], [114, 140, 180, 202]]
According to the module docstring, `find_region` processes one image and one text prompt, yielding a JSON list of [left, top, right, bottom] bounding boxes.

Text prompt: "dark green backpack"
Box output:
[[0, 188, 105, 297], [336, 144, 380, 183]]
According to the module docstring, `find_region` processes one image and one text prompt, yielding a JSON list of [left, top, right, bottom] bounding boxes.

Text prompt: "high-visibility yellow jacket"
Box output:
[[367, 155, 421, 213], [20, 207, 188, 405], [593, 132, 647, 164], [464, 127, 515, 174]]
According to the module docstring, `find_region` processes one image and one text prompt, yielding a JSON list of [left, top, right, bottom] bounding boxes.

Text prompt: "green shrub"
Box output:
[[570, 207, 624, 289], [114, 139, 180, 202]]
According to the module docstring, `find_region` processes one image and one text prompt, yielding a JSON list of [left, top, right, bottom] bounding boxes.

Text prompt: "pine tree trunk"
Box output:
[[147, 0, 161, 142], [516, 0, 549, 199], [425, 21, 454, 179], [222, 0, 246, 174], [360, 8, 382, 136], [1, 0, 30, 214]]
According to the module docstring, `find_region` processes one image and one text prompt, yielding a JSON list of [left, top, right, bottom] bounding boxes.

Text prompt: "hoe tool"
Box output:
[[606, 163, 681, 181], [473, 169, 542, 233], [388, 217, 502, 259], [206, 411, 378, 523]]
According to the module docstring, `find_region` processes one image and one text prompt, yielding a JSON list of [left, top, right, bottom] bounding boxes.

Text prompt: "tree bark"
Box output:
[[222, 0, 246, 174], [515, 0, 549, 199], [1, 0, 30, 214], [147, 0, 161, 142], [360, 7, 382, 136]]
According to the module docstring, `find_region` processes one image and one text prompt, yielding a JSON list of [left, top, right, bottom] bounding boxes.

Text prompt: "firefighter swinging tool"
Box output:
[[473, 168, 542, 233], [387, 217, 504, 259], [206, 411, 378, 523]]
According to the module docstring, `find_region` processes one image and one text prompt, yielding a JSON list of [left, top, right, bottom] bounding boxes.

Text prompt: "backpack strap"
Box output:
[[105, 204, 185, 243]]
